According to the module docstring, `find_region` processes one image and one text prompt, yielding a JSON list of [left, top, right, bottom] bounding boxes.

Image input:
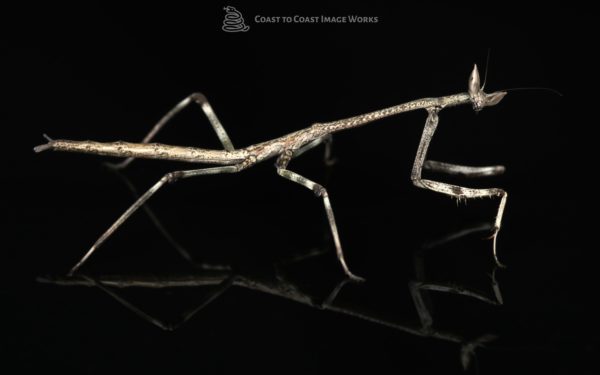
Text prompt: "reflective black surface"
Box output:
[[5, 2, 595, 374]]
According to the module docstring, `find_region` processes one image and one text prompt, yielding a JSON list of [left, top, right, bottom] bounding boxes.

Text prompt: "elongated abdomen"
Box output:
[[34, 139, 248, 165]]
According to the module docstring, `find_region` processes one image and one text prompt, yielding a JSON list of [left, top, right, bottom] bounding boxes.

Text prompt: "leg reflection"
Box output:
[[38, 224, 505, 370], [410, 222, 503, 370]]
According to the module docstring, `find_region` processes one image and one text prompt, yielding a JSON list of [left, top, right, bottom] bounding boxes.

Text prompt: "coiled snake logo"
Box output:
[[222, 6, 250, 33]]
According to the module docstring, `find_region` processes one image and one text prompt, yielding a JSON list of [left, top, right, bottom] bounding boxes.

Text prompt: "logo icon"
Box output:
[[222, 6, 250, 32]]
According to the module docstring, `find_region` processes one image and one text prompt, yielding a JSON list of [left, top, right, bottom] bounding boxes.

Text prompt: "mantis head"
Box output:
[[468, 64, 507, 112]]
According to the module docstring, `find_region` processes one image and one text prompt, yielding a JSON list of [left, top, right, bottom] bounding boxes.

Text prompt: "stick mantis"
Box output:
[[35, 64, 509, 281]]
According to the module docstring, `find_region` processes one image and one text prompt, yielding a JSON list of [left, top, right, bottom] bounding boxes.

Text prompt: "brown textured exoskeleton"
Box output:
[[35, 64, 510, 281]]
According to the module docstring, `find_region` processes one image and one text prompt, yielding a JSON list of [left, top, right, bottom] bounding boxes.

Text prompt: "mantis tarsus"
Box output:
[[35, 64, 510, 280]]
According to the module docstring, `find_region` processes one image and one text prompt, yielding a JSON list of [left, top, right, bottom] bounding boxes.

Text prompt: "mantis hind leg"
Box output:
[[69, 164, 243, 275]]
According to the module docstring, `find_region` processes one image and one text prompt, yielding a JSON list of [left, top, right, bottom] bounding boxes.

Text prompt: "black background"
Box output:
[[3, 1, 596, 374]]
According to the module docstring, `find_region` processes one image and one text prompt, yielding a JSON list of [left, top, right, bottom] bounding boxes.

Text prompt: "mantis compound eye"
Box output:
[[468, 64, 485, 111], [468, 64, 507, 111], [468, 64, 482, 97]]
